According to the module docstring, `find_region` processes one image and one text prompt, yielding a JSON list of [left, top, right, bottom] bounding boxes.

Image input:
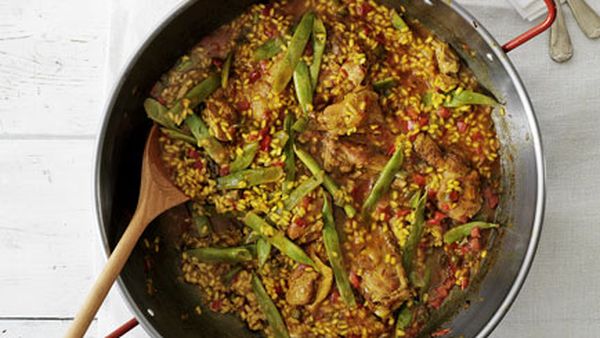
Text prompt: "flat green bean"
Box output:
[[394, 305, 412, 337], [443, 221, 498, 244], [391, 9, 409, 32], [293, 60, 313, 113], [322, 194, 356, 307], [221, 52, 233, 89], [242, 212, 316, 268], [186, 246, 254, 264], [252, 273, 290, 338], [185, 114, 228, 165], [217, 167, 283, 189], [253, 37, 283, 61], [271, 12, 315, 93], [294, 146, 356, 218], [284, 172, 323, 210], [144, 98, 176, 129], [309, 17, 326, 90], [283, 114, 296, 191], [362, 144, 404, 217], [256, 238, 272, 268], [229, 142, 259, 173], [444, 89, 498, 108], [402, 191, 426, 275]]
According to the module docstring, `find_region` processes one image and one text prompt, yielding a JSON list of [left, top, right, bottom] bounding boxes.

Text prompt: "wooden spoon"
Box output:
[[65, 125, 190, 338]]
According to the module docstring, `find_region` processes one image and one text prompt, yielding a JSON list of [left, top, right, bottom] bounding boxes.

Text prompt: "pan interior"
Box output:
[[96, 1, 543, 337]]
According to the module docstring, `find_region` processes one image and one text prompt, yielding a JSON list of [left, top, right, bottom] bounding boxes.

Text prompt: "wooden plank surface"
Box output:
[[0, 139, 97, 317], [0, 320, 97, 338], [0, 0, 109, 137]]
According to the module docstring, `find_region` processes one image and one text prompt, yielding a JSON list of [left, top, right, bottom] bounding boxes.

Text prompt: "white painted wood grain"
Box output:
[[0, 139, 98, 317], [0, 0, 109, 137], [0, 320, 97, 338]]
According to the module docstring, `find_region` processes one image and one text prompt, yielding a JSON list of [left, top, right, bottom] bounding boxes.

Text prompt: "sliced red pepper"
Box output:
[[211, 57, 224, 68], [457, 120, 468, 133], [249, 69, 262, 84], [432, 328, 451, 337], [484, 187, 499, 209], [413, 173, 426, 186], [437, 107, 451, 119], [349, 271, 361, 289], [219, 165, 230, 176]]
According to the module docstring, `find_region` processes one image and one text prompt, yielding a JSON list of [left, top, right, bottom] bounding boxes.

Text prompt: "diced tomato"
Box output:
[[272, 160, 284, 167], [374, 32, 386, 44], [260, 134, 272, 151], [294, 217, 307, 228], [395, 208, 411, 218], [413, 173, 427, 186], [470, 226, 481, 238], [418, 115, 429, 127], [330, 289, 340, 303], [274, 284, 284, 296], [340, 67, 349, 78], [357, 2, 373, 16], [193, 161, 204, 170], [449, 190, 460, 202], [259, 60, 269, 73], [261, 4, 272, 16], [484, 187, 499, 209], [211, 57, 223, 68], [305, 42, 313, 56], [427, 211, 447, 225], [406, 107, 420, 119], [432, 328, 451, 337], [470, 237, 481, 252], [219, 165, 230, 176], [472, 131, 483, 141], [437, 107, 451, 119], [188, 149, 200, 159], [428, 189, 437, 199], [460, 277, 469, 290], [349, 271, 361, 289], [399, 119, 410, 133], [209, 300, 222, 311], [408, 133, 418, 142], [236, 100, 250, 111], [249, 70, 262, 84], [457, 120, 468, 133], [386, 144, 396, 156], [440, 203, 451, 211]]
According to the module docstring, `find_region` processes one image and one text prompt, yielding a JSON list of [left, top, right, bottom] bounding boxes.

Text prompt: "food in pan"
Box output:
[[144, 0, 502, 336]]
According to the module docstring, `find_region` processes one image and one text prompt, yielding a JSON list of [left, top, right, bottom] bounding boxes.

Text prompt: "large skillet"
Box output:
[[95, 1, 553, 336]]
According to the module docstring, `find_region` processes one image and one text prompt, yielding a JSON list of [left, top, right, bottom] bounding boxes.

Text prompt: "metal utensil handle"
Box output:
[[550, 1, 574, 62], [503, 0, 557, 52], [567, 0, 600, 39]]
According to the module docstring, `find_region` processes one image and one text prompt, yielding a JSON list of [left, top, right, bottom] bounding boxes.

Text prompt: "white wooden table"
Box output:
[[2, 1, 600, 337]]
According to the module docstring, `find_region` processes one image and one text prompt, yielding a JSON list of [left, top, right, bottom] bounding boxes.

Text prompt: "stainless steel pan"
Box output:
[[95, 1, 553, 336]]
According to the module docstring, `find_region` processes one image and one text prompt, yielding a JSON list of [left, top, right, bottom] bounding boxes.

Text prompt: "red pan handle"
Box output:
[[502, 0, 557, 52], [105, 317, 138, 338]]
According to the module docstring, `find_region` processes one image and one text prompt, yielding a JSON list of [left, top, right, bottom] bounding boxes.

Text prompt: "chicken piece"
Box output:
[[319, 56, 366, 99], [202, 92, 239, 142], [286, 266, 319, 305], [317, 89, 382, 136], [321, 138, 387, 174], [433, 41, 460, 74], [287, 198, 324, 244], [197, 24, 234, 59], [354, 230, 410, 318], [413, 134, 482, 222]]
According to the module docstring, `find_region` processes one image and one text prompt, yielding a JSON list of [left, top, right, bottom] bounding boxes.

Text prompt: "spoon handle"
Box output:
[[64, 211, 148, 338], [567, 0, 600, 38], [550, 3, 574, 62]]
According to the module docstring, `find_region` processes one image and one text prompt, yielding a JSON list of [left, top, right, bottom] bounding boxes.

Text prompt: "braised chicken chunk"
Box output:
[[413, 134, 482, 222], [316, 89, 382, 135], [286, 266, 320, 305]]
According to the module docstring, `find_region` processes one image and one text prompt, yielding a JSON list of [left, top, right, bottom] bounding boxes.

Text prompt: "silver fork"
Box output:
[[567, 0, 600, 38], [550, 2, 574, 62]]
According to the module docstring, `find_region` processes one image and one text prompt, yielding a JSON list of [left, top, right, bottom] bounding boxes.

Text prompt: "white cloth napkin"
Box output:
[[507, 0, 566, 21]]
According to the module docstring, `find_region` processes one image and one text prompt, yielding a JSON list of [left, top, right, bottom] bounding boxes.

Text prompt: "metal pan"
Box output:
[[95, 1, 553, 336]]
